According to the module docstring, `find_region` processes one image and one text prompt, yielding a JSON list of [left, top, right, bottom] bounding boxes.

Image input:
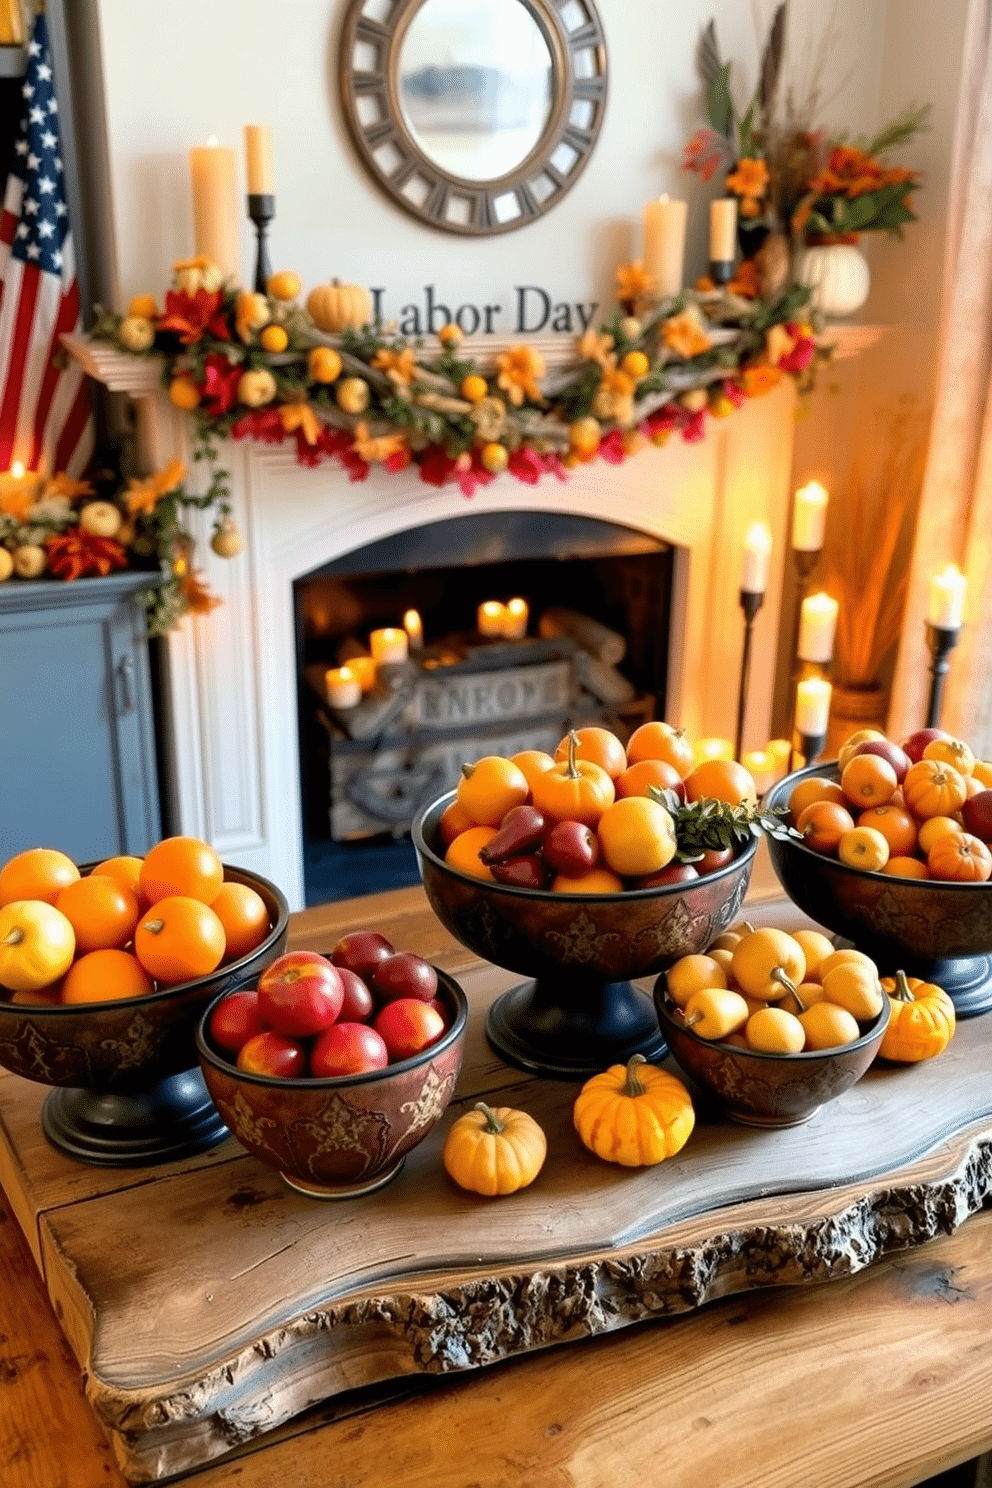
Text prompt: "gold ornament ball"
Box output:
[[308, 346, 342, 384], [336, 376, 370, 415], [211, 522, 243, 559], [237, 368, 277, 407], [0, 548, 13, 582], [621, 349, 649, 380], [119, 315, 155, 352], [267, 270, 302, 302], [260, 323, 289, 353], [480, 442, 509, 475], [460, 374, 488, 403], [13, 545, 46, 579], [78, 501, 123, 539], [127, 293, 157, 320]]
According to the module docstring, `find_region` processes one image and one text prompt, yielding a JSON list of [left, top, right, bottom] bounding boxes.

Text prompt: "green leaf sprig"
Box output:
[[650, 787, 800, 864]]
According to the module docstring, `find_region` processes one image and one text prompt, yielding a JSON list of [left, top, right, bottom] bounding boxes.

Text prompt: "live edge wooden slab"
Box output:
[[2, 883, 992, 1487]]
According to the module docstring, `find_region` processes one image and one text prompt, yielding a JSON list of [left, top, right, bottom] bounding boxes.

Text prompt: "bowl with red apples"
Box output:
[[763, 725, 992, 1017], [196, 929, 468, 1198]]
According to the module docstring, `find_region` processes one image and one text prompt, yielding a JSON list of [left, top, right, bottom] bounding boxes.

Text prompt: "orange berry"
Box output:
[[55, 875, 141, 954], [0, 847, 79, 907], [138, 836, 224, 906], [211, 881, 272, 963], [444, 826, 499, 881], [62, 948, 155, 1004], [133, 896, 226, 984]]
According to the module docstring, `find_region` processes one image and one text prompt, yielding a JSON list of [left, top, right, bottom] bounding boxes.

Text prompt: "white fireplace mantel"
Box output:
[[68, 337, 797, 910]]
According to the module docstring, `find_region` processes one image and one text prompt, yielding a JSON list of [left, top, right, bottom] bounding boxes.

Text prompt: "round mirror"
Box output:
[[398, 0, 552, 183], [339, 0, 607, 236]]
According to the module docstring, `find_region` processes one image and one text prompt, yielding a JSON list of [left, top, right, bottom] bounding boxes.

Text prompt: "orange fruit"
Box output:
[[796, 800, 855, 855], [169, 376, 201, 410], [882, 856, 930, 879], [837, 825, 890, 872], [856, 804, 918, 858], [684, 758, 757, 807], [307, 346, 341, 383], [0, 847, 79, 907], [438, 799, 476, 847], [840, 753, 898, 809], [62, 948, 155, 1004], [787, 776, 847, 824], [596, 796, 678, 878], [127, 293, 157, 319], [916, 815, 963, 856], [973, 760, 992, 788], [550, 866, 624, 894], [55, 875, 141, 954], [625, 721, 695, 778], [211, 881, 271, 963], [133, 896, 226, 984], [555, 727, 627, 781], [455, 756, 529, 827], [260, 323, 289, 352], [509, 749, 556, 793], [90, 854, 148, 907], [138, 835, 224, 907], [267, 270, 302, 301], [615, 757, 684, 800], [444, 826, 499, 881]]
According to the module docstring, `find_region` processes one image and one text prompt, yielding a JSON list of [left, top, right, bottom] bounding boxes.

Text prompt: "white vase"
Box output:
[[796, 242, 871, 318]]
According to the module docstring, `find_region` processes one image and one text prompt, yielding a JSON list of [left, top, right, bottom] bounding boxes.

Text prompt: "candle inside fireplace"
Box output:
[[478, 601, 505, 638], [189, 138, 240, 279], [792, 481, 828, 551], [795, 678, 832, 737], [503, 597, 529, 640], [797, 591, 839, 663], [349, 655, 376, 692], [325, 666, 361, 709], [741, 522, 771, 593], [403, 609, 424, 651], [369, 627, 408, 665], [244, 124, 273, 195], [927, 563, 966, 629]]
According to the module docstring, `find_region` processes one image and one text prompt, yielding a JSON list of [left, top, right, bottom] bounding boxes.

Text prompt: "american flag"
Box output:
[[0, 11, 93, 478]]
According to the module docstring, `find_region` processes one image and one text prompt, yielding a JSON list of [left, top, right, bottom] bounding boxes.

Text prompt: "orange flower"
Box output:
[[371, 346, 419, 387], [125, 458, 187, 517], [43, 473, 95, 500], [739, 196, 764, 218], [615, 260, 657, 305], [172, 254, 215, 273], [577, 327, 615, 368], [279, 401, 322, 446], [352, 421, 408, 464], [0, 489, 32, 520], [729, 259, 760, 298], [179, 571, 223, 616], [661, 305, 712, 359], [740, 365, 782, 398], [726, 157, 769, 199], [495, 345, 545, 406]]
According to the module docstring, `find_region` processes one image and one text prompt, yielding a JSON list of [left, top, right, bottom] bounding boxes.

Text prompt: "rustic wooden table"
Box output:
[[3, 876, 992, 1488]]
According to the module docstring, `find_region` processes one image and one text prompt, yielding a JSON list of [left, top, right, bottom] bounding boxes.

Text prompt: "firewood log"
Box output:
[[537, 607, 626, 666]]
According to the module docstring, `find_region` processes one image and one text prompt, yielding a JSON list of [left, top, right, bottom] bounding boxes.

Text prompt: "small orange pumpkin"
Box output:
[[927, 830, 992, 882], [878, 969, 955, 1062], [902, 759, 968, 820]]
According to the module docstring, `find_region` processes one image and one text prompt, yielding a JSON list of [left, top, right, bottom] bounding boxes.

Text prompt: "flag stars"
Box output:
[[26, 243, 40, 259], [37, 63, 51, 81], [23, 197, 38, 215], [26, 152, 39, 170], [37, 177, 54, 195], [29, 106, 45, 125], [41, 131, 56, 150], [37, 220, 54, 239]]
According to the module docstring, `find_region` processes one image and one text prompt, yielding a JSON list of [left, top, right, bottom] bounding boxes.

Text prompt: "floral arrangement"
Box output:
[[683, 4, 928, 251]]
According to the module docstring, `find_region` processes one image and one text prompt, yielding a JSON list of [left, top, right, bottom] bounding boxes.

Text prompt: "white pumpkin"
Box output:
[[78, 501, 123, 538], [13, 544, 46, 578], [796, 243, 870, 318], [118, 315, 155, 353], [0, 548, 13, 581]]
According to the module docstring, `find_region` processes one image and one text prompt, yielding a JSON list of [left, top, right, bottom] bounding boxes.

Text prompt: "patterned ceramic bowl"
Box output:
[[653, 975, 890, 1128], [412, 790, 758, 1080], [196, 967, 468, 1198]]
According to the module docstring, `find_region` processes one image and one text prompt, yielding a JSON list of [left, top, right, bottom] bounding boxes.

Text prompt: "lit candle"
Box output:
[[927, 563, 967, 629], [741, 749, 777, 796], [478, 601, 506, 638], [709, 198, 738, 263], [792, 481, 828, 552], [693, 736, 735, 765], [244, 124, 273, 195], [795, 678, 832, 737], [325, 666, 361, 709], [349, 655, 376, 692], [765, 738, 793, 778], [642, 194, 688, 299], [741, 522, 772, 593], [502, 597, 529, 640], [797, 591, 839, 663], [369, 627, 409, 665], [0, 460, 42, 513], [403, 609, 424, 651], [189, 138, 240, 280]]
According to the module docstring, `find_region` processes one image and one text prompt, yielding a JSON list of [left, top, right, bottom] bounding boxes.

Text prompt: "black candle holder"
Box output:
[[735, 588, 764, 761], [709, 259, 734, 286], [925, 622, 961, 729], [248, 192, 275, 294], [792, 729, 827, 770]]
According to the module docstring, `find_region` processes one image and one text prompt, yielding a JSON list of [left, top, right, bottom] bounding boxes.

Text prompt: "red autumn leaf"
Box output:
[[157, 288, 231, 346], [45, 530, 129, 581], [200, 353, 242, 415]]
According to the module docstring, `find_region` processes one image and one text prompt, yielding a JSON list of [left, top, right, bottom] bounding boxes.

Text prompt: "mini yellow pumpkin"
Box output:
[[443, 1102, 547, 1196], [118, 315, 155, 353], [308, 346, 342, 384], [267, 270, 302, 302], [237, 368, 277, 408], [335, 375, 369, 415], [306, 278, 372, 333], [0, 549, 13, 582], [878, 969, 956, 1063], [259, 323, 289, 353], [78, 501, 123, 539], [573, 1054, 694, 1167]]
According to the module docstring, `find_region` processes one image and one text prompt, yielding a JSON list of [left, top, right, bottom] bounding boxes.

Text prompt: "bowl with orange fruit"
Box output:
[[763, 725, 992, 1017], [413, 722, 795, 1080], [0, 837, 289, 1165], [652, 923, 891, 1127]]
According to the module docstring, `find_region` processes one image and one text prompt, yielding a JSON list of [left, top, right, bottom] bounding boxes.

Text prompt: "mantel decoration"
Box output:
[[683, 4, 928, 316]]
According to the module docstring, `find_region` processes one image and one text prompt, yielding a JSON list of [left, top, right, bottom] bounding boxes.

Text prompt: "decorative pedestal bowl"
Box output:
[[764, 763, 992, 1019], [412, 791, 758, 1080], [0, 866, 290, 1166], [196, 969, 467, 1199]]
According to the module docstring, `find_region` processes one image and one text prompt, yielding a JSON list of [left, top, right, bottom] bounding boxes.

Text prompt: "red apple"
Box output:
[[209, 989, 265, 1055], [962, 789, 992, 843], [236, 1030, 307, 1079], [373, 998, 446, 1061], [851, 738, 911, 782], [542, 820, 600, 876], [310, 1022, 390, 1077], [633, 862, 700, 889], [329, 930, 395, 978], [257, 951, 344, 1037], [694, 846, 736, 874], [901, 727, 951, 763], [336, 966, 374, 1022], [372, 951, 439, 1004]]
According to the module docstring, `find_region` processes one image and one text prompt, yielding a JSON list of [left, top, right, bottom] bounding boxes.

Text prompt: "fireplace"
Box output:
[[80, 342, 796, 912]]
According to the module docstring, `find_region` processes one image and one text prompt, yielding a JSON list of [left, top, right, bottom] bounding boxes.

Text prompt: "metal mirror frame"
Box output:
[[338, 0, 608, 236]]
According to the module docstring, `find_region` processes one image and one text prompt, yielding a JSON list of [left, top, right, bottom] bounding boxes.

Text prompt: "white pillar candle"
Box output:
[[709, 198, 738, 262], [189, 138, 240, 280], [797, 591, 839, 663], [348, 655, 376, 693], [741, 522, 772, 593], [403, 609, 424, 651], [642, 194, 688, 299], [693, 736, 735, 765], [369, 627, 409, 665], [927, 564, 967, 628], [478, 601, 506, 638], [244, 124, 273, 195], [502, 597, 529, 640], [795, 678, 832, 737], [792, 481, 828, 551], [741, 749, 776, 796], [325, 666, 361, 709]]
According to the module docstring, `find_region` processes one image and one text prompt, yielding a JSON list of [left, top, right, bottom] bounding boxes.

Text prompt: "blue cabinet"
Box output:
[[0, 572, 162, 863]]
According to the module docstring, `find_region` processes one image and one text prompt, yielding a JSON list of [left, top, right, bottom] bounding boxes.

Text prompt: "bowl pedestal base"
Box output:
[[41, 1068, 229, 1167], [280, 1157, 406, 1200], [485, 976, 667, 1080]]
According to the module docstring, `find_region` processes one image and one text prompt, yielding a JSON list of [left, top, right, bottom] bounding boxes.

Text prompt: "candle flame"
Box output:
[[10, 460, 24, 479]]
